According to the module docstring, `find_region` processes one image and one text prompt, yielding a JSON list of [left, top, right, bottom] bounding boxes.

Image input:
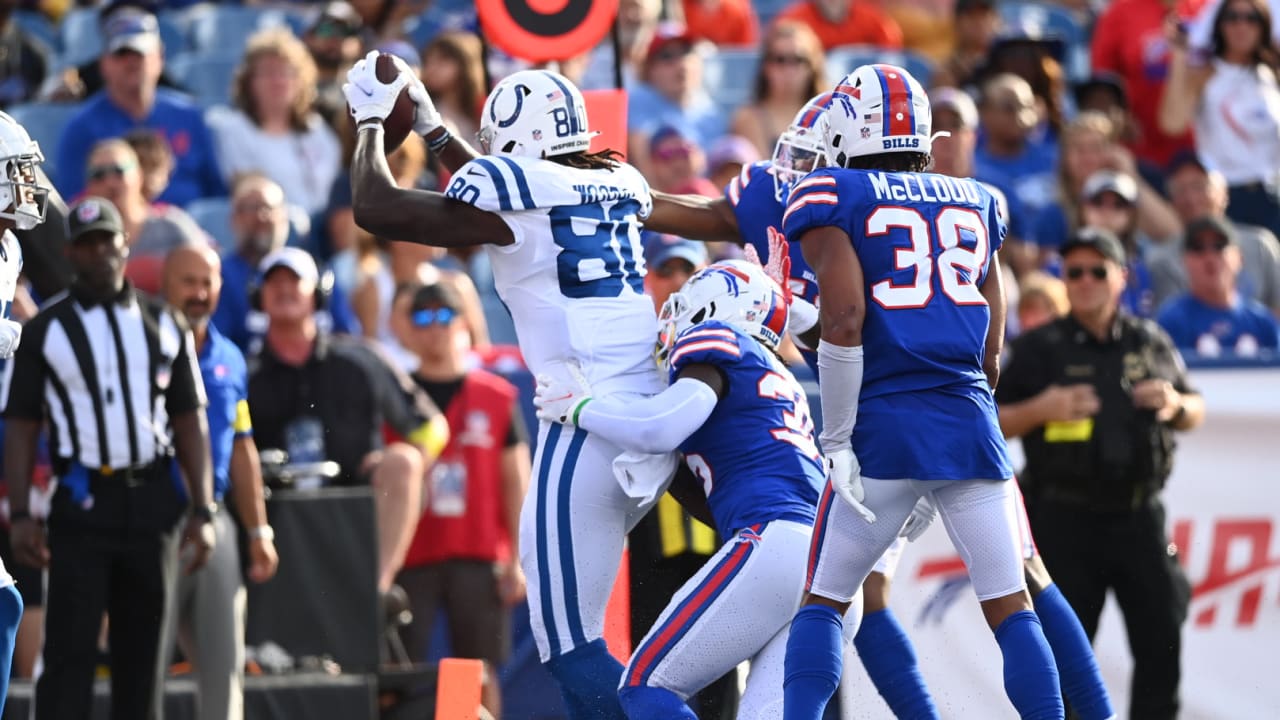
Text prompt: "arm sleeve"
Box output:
[[165, 319, 207, 416], [815, 340, 863, 454], [0, 315, 48, 420], [578, 377, 719, 454]]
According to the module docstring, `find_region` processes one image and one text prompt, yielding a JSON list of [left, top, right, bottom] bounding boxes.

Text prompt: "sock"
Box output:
[[994, 610, 1065, 720], [783, 604, 844, 720], [1034, 584, 1115, 720], [0, 584, 21, 713], [618, 685, 699, 719], [545, 639, 627, 720], [853, 609, 940, 719]]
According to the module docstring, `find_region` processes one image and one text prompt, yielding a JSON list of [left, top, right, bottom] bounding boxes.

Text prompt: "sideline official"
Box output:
[[997, 228, 1205, 720], [2, 197, 215, 720]]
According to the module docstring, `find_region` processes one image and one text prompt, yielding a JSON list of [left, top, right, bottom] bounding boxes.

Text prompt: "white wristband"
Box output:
[[248, 525, 275, 542]]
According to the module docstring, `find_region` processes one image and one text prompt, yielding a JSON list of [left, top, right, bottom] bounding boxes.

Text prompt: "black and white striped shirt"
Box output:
[[0, 285, 206, 475]]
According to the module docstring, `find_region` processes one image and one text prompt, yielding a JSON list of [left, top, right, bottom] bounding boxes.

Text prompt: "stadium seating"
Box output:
[[998, 2, 1092, 80], [58, 6, 187, 68], [167, 51, 240, 108], [5, 101, 81, 185], [185, 196, 234, 250], [185, 4, 302, 56], [702, 47, 761, 118], [825, 45, 935, 88]]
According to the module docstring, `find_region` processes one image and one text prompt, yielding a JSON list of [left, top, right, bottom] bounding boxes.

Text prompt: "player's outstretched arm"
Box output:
[[349, 125, 514, 248], [979, 250, 1007, 390], [648, 191, 742, 244]]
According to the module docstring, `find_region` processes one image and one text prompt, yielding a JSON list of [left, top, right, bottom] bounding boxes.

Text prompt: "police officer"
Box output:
[[996, 228, 1205, 720]]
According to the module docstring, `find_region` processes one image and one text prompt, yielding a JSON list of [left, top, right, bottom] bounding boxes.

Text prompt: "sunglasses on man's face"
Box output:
[[1222, 9, 1263, 24], [411, 306, 457, 328], [1065, 265, 1109, 281], [312, 20, 360, 39], [87, 161, 136, 182]]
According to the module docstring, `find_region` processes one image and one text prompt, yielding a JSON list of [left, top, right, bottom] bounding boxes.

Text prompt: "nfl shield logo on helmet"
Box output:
[[532, 129, 542, 140], [861, 126, 872, 139]]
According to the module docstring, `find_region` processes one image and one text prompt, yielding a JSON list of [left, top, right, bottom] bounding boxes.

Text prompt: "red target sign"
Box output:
[[478, 0, 618, 63]]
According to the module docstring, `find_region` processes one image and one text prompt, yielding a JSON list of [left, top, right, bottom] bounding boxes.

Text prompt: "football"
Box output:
[[372, 52, 415, 154]]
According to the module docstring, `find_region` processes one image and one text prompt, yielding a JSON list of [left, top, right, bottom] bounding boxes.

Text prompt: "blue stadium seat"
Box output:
[[59, 6, 186, 68], [998, 2, 1091, 80], [186, 4, 296, 56], [702, 47, 760, 118], [825, 45, 935, 89], [13, 10, 58, 55], [754, 0, 794, 29], [185, 196, 234, 250], [167, 51, 240, 108], [5, 102, 81, 186]]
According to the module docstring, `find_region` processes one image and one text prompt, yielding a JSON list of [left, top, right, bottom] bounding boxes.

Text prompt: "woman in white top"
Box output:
[[1161, 0, 1280, 237], [207, 28, 341, 217]]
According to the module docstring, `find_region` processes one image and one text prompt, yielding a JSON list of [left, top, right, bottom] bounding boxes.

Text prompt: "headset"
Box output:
[[248, 265, 335, 313]]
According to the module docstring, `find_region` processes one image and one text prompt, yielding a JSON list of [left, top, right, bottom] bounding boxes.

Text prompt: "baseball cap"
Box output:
[[1060, 227, 1126, 265], [310, 1, 363, 36], [649, 125, 693, 156], [931, 87, 979, 130], [69, 196, 125, 240], [643, 233, 707, 270], [1166, 148, 1207, 177], [258, 247, 319, 285], [1083, 170, 1139, 205], [1073, 72, 1128, 110], [707, 135, 761, 171], [103, 6, 161, 55], [646, 23, 694, 63], [1183, 216, 1237, 250]]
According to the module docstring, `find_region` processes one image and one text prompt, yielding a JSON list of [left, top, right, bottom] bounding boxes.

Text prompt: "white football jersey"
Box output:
[[445, 155, 662, 396], [0, 230, 22, 318]]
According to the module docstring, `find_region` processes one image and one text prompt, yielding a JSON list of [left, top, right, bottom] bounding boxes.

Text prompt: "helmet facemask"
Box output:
[[771, 124, 828, 203], [0, 150, 49, 232]]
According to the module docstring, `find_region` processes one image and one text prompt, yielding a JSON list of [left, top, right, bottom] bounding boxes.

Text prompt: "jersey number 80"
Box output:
[[550, 200, 645, 299]]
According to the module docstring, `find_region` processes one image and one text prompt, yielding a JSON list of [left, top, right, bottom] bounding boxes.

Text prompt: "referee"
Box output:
[[1, 196, 216, 720]]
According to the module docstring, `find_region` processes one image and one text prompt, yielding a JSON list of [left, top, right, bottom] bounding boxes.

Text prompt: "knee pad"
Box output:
[[618, 685, 698, 720]]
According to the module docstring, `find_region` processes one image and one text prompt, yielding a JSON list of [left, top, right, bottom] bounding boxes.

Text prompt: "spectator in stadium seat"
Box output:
[[419, 31, 486, 147], [773, 0, 903, 51], [247, 247, 446, 593], [1160, 0, 1280, 238], [1037, 112, 1183, 268], [1150, 151, 1280, 313], [1016, 271, 1071, 334], [122, 128, 176, 204], [680, 0, 759, 47], [728, 19, 826, 158], [1092, 0, 1194, 170], [931, 0, 1001, 91], [706, 134, 760, 190], [973, 74, 1058, 257], [303, 1, 366, 129], [977, 29, 1070, 144], [83, 138, 207, 293], [626, 23, 726, 177], [0, 0, 51, 109], [38, 2, 186, 104], [578, 0, 662, 90], [212, 174, 290, 351], [1156, 216, 1280, 354], [1073, 72, 1138, 149], [207, 29, 341, 218], [394, 280, 530, 719], [55, 5, 225, 206], [1078, 169, 1174, 317], [647, 125, 718, 196]]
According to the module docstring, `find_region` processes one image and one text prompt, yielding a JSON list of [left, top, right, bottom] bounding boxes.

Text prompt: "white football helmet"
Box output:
[[824, 64, 933, 169], [0, 111, 48, 231], [658, 259, 789, 368], [477, 69, 597, 159], [771, 91, 839, 202]]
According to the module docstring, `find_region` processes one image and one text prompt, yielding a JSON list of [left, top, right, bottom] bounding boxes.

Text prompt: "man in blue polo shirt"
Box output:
[[161, 243, 278, 720], [56, 5, 224, 207]]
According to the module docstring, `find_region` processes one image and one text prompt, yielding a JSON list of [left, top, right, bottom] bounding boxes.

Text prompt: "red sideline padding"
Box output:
[[604, 545, 631, 663]]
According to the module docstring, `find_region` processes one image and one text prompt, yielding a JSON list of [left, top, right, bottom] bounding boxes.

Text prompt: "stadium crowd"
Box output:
[[0, 0, 1277, 717]]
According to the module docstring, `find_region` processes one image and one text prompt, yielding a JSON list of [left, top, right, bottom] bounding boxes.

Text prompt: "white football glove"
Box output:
[[826, 446, 876, 523], [533, 362, 594, 426], [0, 319, 20, 359], [342, 50, 412, 125], [899, 494, 937, 542]]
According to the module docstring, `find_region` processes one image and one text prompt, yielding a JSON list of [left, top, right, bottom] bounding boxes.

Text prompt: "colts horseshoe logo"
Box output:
[[478, 0, 618, 63], [491, 84, 528, 128]]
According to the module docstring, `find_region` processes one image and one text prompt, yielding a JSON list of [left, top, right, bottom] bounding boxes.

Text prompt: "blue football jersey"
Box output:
[[667, 320, 825, 535], [725, 161, 820, 375], [783, 168, 1013, 482]]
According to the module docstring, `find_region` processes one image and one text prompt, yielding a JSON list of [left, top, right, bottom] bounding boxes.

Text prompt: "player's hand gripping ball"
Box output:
[[343, 50, 416, 153]]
